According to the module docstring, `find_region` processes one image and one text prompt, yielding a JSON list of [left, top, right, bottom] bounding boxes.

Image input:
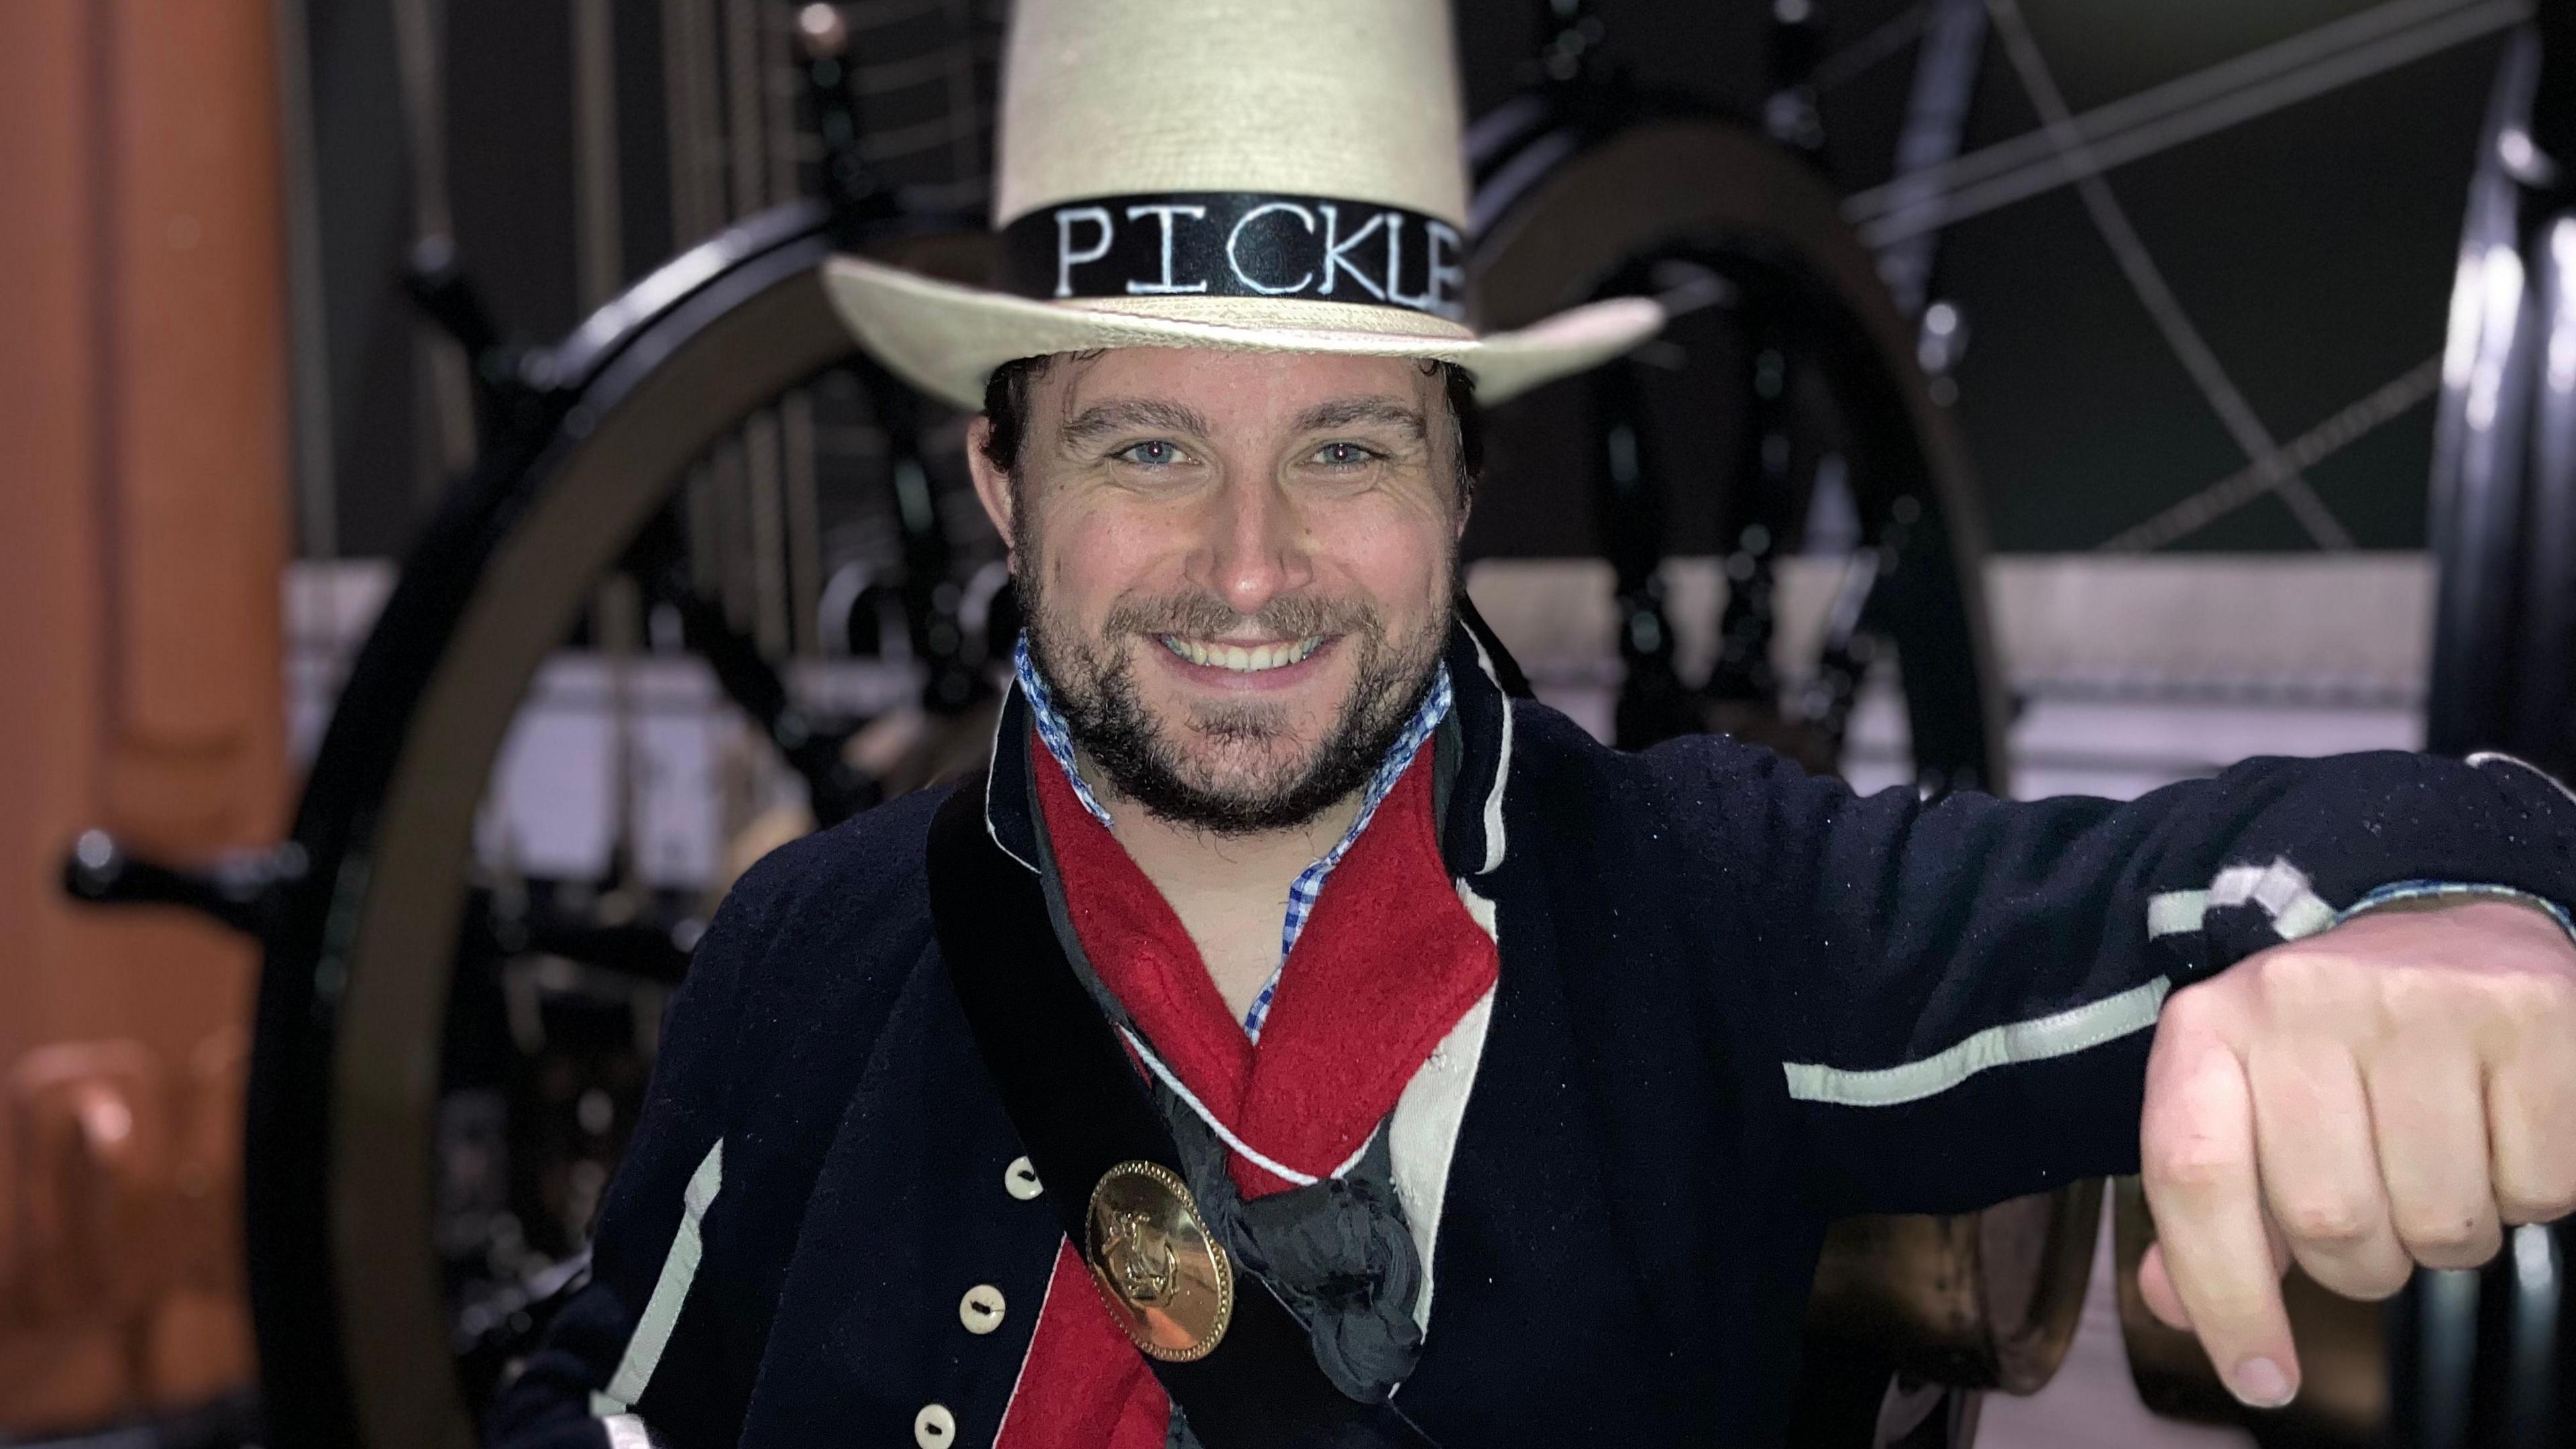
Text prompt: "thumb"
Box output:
[[2140, 1242, 2190, 1330]]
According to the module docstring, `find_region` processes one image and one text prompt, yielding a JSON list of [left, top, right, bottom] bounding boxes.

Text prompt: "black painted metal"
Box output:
[[1705, 303, 1792, 716], [2512, 197, 2576, 788], [797, 3, 988, 720], [625, 509, 880, 826], [246, 207, 842, 1448], [1582, 283, 1695, 747], [58, 830, 305, 940], [858, 346, 987, 717], [2425, 23, 2576, 782], [2426, 32, 2546, 767], [401, 235, 540, 444], [2408, 20, 2576, 1449], [467, 889, 697, 987], [1873, 0, 1989, 320], [2530, 1, 2576, 182], [794, 4, 903, 249], [1760, 0, 1828, 157], [244, 32, 1013, 1430], [1466, 77, 2006, 795]]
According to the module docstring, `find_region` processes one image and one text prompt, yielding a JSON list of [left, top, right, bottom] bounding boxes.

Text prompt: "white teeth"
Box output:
[[1161, 635, 1324, 672]]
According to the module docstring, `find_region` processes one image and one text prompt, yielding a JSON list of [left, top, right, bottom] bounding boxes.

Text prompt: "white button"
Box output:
[[959, 1283, 1007, 1334], [914, 1403, 957, 1448], [1004, 1155, 1043, 1200]]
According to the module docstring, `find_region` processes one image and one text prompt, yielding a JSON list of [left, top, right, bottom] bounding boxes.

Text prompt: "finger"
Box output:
[[2366, 1040, 2502, 1270], [2247, 1033, 2412, 1299], [2141, 1207, 2296, 1330], [2141, 1010, 2300, 1407], [2139, 1242, 2190, 1330], [2487, 975, 2576, 1226]]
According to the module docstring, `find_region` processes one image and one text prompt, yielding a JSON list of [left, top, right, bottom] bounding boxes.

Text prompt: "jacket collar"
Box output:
[[981, 616, 1514, 882], [1434, 619, 1512, 879], [982, 677, 1045, 873]]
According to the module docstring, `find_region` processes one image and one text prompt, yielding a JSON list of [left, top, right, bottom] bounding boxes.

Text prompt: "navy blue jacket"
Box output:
[[491, 629, 2576, 1448]]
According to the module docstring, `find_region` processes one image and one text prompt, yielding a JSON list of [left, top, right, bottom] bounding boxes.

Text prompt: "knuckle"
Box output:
[[2276, 1193, 2377, 1248], [2497, 1197, 2560, 1228], [2495, 1175, 2576, 1226], [2413, 1241, 2500, 1271], [2524, 977, 2576, 1025], [2488, 967, 2576, 1023], [2397, 1209, 2499, 1265], [2302, 1252, 2410, 1302], [2146, 1133, 2244, 1195], [2157, 981, 2224, 1034], [2377, 965, 2455, 1026], [2255, 951, 2353, 1018]]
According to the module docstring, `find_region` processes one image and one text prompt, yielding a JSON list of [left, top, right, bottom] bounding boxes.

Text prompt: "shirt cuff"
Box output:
[[2333, 879, 2576, 947]]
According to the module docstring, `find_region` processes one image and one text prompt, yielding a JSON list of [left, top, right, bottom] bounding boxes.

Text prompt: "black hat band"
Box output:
[[997, 192, 1469, 323]]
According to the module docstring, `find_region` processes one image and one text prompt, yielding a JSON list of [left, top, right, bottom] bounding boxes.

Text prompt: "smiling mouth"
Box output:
[[1158, 635, 1326, 673]]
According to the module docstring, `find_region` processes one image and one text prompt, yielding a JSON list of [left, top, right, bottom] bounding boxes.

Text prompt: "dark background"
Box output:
[[291, 0, 2512, 560]]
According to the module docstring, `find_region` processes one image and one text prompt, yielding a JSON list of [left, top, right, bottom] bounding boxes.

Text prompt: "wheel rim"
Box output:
[[253, 223, 856, 1447], [1468, 116, 2088, 1402], [1469, 118, 2010, 792]]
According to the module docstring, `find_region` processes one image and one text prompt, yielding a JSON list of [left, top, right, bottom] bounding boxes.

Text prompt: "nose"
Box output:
[[1191, 470, 1311, 619]]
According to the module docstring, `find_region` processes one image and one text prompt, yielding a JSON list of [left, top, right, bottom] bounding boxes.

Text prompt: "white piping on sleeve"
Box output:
[[2468, 749, 2576, 808], [2239, 857, 2337, 939], [1782, 977, 2170, 1108], [594, 1138, 724, 1414], [2147, 856, 2337, 943], [2145, 889, 2208, 939], [2206, 864, 2266, 904]]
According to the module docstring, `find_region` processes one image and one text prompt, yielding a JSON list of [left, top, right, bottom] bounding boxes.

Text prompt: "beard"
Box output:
[[1021, 572, 1448, 837]]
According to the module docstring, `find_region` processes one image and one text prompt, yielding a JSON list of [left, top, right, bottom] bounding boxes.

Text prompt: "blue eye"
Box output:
[[1313, 441, 1377, 467], [1115, 439, 1181, 466]]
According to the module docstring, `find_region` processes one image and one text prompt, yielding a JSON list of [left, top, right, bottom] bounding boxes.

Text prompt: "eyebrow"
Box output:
[[1056, 398, 1216, 449], [1290, 396, 1428, 440]]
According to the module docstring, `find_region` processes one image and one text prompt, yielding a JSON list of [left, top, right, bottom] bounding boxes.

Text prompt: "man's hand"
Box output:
[[2136, 898, 2576, 1407]]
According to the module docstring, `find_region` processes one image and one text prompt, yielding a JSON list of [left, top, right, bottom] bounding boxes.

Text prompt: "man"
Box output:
[[492, 1, 2576, 1445]]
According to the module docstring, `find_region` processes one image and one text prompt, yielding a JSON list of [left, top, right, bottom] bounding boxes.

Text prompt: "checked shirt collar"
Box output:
[[1011, 633, 1454, 1039]]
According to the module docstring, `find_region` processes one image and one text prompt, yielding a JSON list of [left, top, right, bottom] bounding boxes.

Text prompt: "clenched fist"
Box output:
[[2136, 896, 2576, 1407]]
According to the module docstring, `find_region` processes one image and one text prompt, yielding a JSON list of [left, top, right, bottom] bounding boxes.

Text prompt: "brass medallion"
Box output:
[[1083, 1160, 1234, 1361]]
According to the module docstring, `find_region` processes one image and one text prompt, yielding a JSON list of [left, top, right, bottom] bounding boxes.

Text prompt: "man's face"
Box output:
[[967, 347, 1464, 835]]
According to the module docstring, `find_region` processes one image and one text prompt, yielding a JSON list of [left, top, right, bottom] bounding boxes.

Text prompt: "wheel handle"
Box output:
[[60, 828, 304, 939]]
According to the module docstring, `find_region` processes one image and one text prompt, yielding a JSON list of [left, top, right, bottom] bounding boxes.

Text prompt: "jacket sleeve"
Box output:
[[484, 856, 771, 1448], [1656, 739, 2576, 1219]]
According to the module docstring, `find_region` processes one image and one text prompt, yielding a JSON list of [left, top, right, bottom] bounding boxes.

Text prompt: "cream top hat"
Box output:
[[820, 0, 1662, 409]]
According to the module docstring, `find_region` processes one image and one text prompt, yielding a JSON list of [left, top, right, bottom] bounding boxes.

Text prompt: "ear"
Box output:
[[964, 415, 1018, 562]]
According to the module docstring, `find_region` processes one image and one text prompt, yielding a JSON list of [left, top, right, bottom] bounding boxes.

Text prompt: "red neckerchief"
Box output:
[[998, 728, 1498, 1449]]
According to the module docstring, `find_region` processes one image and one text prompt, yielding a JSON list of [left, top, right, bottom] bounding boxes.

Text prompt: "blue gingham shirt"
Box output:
[[1014, 635, 1453, 1039]]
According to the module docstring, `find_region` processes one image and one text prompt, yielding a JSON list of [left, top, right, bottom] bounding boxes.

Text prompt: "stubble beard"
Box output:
[[1020, 567, 1448, 837]]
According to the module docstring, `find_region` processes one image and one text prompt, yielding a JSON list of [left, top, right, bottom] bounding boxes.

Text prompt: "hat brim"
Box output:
[[820, 252, 1664, 411]]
